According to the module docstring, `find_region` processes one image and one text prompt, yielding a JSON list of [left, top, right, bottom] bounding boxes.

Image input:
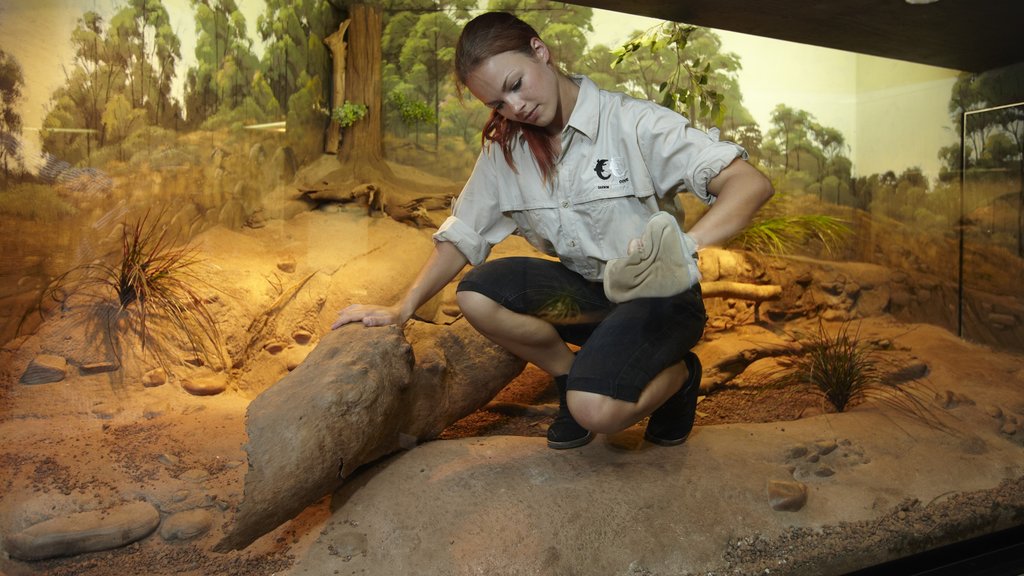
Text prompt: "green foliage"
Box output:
[[256, 0, 338, 112], [286, 73, 325, 165], [184, 0, 268, 127], [46, 209, 222, 366], [0, 48, 25, 177], [389, 92, 435, 126], [730, 196, 851, 256], [612, 23, 730, 128], [0, 183, 78, 221], [332, 101, 368, 128]]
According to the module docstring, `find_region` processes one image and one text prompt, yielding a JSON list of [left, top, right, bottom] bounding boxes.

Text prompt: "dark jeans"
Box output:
[[457, 257, 706, 402]]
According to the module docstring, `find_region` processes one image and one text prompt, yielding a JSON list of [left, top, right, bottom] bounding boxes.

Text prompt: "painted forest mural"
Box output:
[[0, 0, 1021, 351]]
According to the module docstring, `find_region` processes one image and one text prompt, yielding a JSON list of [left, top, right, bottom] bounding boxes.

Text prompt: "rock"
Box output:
[[181, 373, 228, 396], [20, 354, 68, 384], [142, 368, 167, 388], [91, 403, 119, 419], [264, 341, 287, 354], [158, 454, 181, 467], [277, 259, 297, 273], [767, 480, 808, 512], [216, 319, 525, 551], [159, 509, 213, 541], [179, 469, 210, 483], [80, 361, 117, 374], [3, 501, 160, 561], [292, 329, 313, 345]]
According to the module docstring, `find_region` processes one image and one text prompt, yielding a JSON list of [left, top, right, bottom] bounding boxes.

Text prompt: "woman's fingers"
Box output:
[[332, 304, 398, 329]]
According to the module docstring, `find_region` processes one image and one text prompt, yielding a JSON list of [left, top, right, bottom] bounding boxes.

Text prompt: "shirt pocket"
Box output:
[[571, 183, 651, 260]]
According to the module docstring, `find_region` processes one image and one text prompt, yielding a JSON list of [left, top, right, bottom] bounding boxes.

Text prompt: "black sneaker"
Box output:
[[644, 352, 702, 446], [547, 375, 594, 450]]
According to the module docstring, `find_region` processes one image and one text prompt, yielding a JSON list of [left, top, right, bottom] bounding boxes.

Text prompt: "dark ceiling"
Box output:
[[569, 0, 1024, 73]]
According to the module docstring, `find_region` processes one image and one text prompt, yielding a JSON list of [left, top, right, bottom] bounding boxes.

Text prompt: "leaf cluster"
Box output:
[[331, 101, 369, 128], [612, 23, 726, 126]]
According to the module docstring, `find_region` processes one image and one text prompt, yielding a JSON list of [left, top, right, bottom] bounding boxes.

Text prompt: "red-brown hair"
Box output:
[[455, 12, 558, 180]]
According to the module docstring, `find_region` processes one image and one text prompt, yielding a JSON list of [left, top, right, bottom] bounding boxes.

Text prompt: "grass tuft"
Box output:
[[46, 209, 224, 368]]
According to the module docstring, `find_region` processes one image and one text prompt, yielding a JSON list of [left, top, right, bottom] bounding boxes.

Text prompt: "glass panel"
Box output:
[[961, 102, 1024, 352]]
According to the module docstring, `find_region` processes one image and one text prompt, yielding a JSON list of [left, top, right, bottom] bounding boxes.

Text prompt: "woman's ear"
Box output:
[[530, 37, 550, 63]]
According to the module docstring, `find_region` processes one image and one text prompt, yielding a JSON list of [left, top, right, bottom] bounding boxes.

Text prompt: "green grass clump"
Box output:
[[789, 321, 879, 412], [731, 213, 850, 257]]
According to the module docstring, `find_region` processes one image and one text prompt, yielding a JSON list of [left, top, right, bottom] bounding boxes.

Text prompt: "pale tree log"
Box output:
[[700, 281, 782, 302], [701, 281, 783, 322], [323, 20, 350, 154], [215, 319, 526, 551]]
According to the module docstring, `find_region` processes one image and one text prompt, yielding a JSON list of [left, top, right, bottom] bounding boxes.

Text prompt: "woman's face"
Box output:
[[464, 38, 559, 128]]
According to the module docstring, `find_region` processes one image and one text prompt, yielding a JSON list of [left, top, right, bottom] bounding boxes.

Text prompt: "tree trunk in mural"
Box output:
[[323, 20, 350, 155], [339, 3, 389, 177]]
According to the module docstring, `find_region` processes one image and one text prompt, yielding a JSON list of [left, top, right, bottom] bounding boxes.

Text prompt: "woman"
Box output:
[[333, 12, 773, 450]]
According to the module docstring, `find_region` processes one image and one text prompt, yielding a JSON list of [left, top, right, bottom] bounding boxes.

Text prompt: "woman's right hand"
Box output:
[[331, 303, 406, 329]]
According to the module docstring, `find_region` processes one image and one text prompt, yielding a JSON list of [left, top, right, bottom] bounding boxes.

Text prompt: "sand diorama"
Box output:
[[1, 3, 1023, 575]]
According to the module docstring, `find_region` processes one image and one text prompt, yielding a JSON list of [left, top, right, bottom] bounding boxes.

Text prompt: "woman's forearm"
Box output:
[[687, 159, 774, 249], [397, 240, 470, 322]]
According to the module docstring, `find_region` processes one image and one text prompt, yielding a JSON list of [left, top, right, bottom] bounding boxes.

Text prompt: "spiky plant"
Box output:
[[789, 321, 880, 412], [774, 320, 941, 430], [731, 213, 851, 257], [46, 209, 223, 367]]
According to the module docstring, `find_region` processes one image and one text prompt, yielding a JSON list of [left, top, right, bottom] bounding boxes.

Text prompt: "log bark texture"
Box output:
[[216, 319, 525, 550]]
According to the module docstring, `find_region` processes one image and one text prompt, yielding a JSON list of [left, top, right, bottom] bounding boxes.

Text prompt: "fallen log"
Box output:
[[215, 318, 525, 550], [700, 281, 782, 302]]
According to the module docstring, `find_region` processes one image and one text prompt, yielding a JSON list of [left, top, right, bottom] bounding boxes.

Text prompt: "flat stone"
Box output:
[[159, 509, 213, 541], [264, 341, 287, 354], [767, 479, 808, 512], [142, 368, 167, 388], [3, 501, 159, 561], [20, 355, 68, 384], [80, 361, 118, 374], [181, 373, 227, 396], [179, 469, 210, 483]]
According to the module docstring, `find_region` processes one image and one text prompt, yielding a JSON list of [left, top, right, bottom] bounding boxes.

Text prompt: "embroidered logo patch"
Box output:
[[594, 157, 628, 181]]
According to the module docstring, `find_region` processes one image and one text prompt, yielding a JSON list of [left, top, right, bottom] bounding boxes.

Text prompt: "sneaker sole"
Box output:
[[643, 431, 690, 447], [547, 431, 594, 450]]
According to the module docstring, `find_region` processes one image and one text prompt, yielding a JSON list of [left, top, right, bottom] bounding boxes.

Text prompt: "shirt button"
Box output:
[[561, 201, 569, 208]]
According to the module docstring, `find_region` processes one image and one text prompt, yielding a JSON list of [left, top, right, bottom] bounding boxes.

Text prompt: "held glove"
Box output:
[[603, 211, 700, 303]]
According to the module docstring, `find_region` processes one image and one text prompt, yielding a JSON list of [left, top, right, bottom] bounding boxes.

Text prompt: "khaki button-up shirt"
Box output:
[[434, 76, 746, 281]]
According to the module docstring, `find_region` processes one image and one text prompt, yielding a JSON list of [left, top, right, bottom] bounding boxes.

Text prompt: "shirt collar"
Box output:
[[564, 75, 599, 141]]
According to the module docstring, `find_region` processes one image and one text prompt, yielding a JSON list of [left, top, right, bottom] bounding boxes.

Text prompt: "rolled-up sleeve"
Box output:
[[635, 104, 747, 205], [432, 150, 517, 265]]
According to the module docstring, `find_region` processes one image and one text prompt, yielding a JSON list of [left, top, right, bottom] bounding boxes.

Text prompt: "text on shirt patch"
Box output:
[[593, 157, 629, 185]]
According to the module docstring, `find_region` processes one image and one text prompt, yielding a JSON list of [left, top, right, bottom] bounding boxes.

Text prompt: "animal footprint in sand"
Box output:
[[784, 438, 869, 481]]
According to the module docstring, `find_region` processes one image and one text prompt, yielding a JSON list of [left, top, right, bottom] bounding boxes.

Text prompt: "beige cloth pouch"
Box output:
[[603, 211, 700, 303]]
